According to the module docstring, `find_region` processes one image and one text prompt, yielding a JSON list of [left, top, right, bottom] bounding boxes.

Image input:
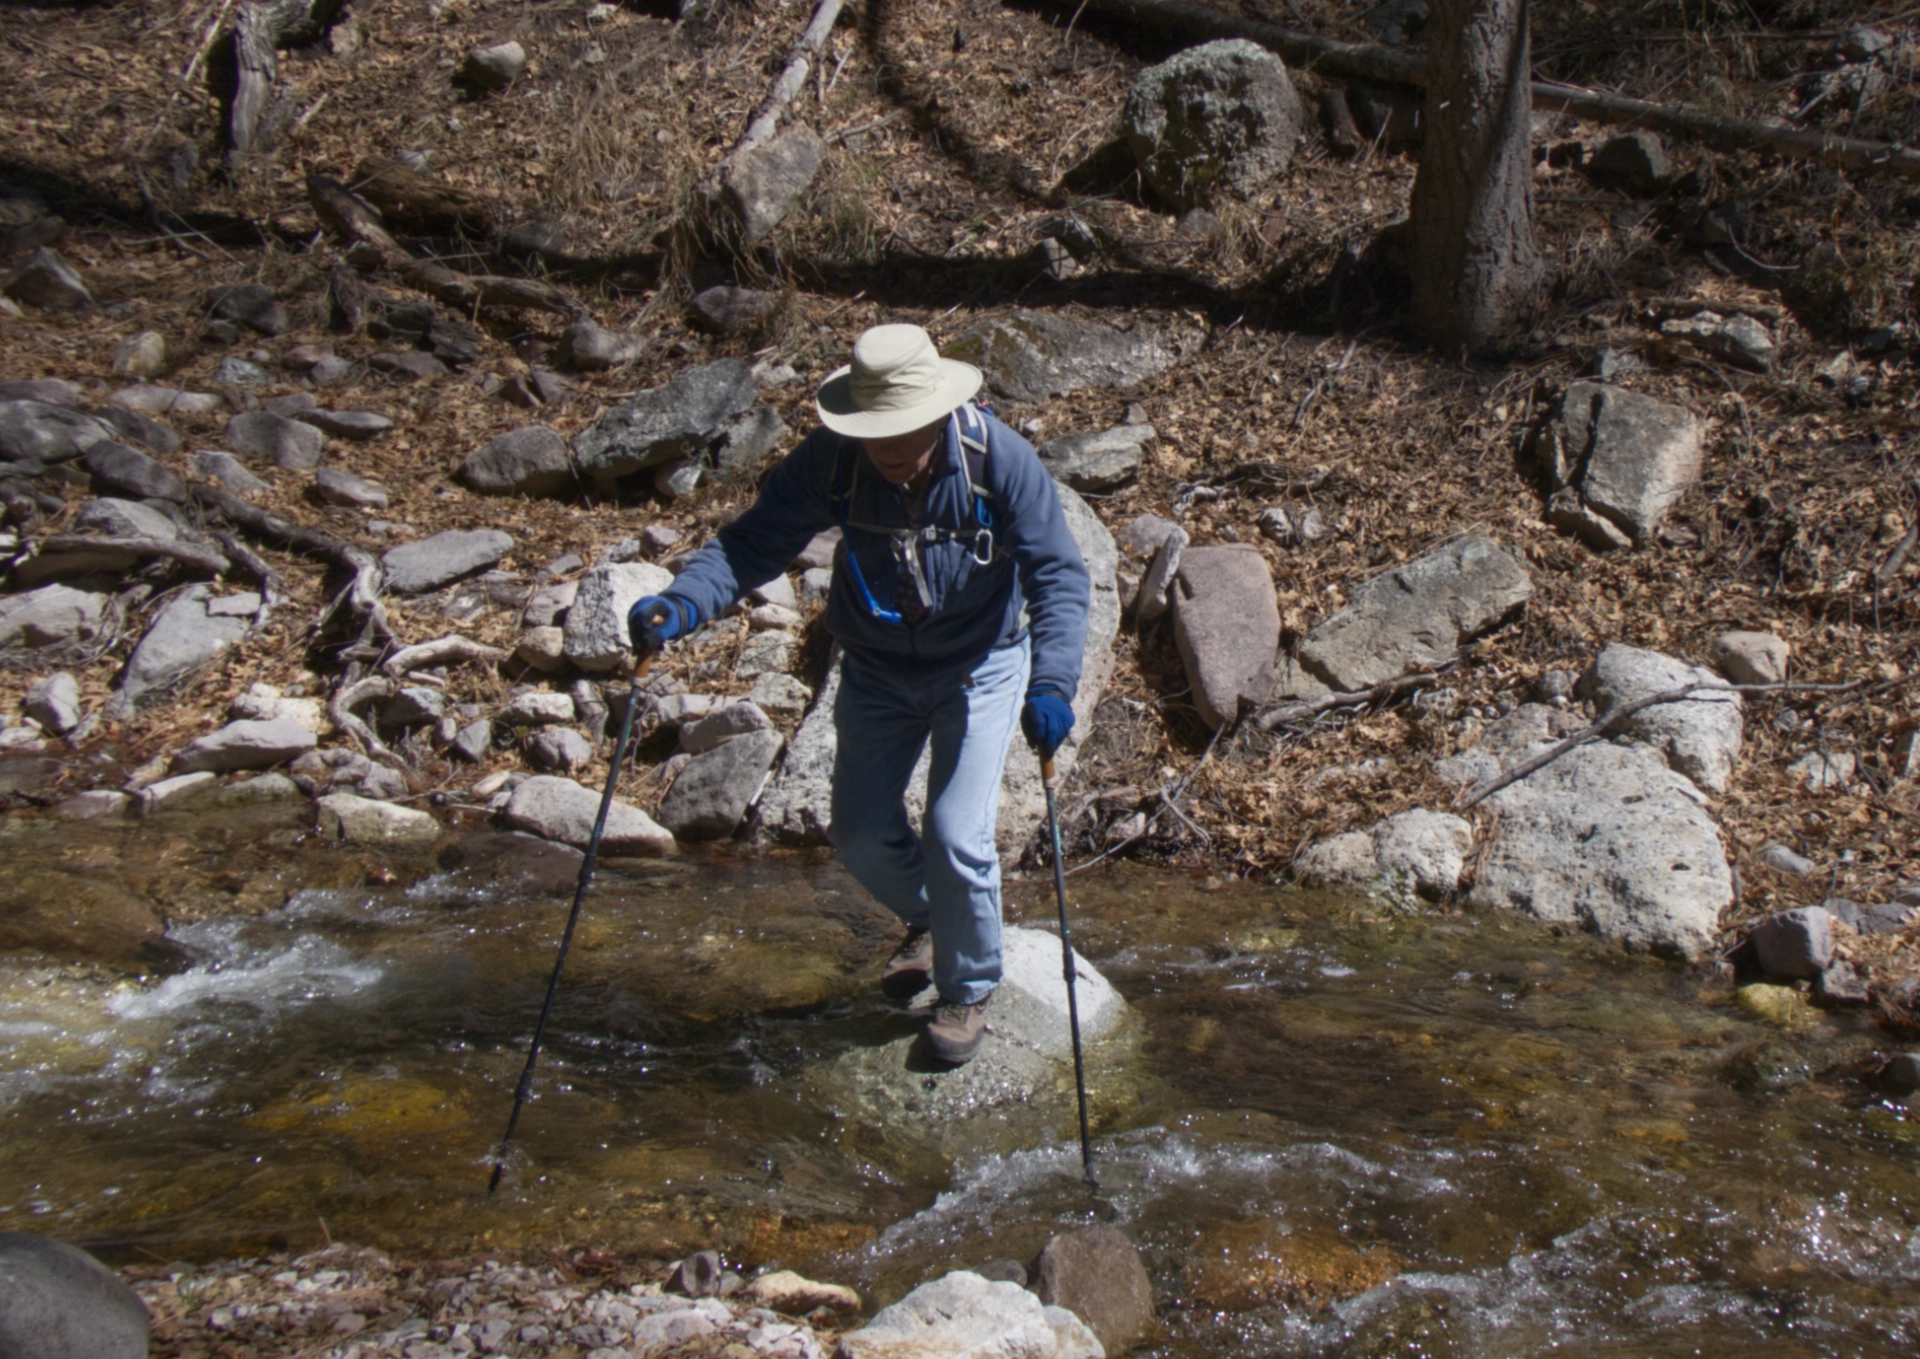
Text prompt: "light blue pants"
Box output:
[[830, 637, 1029, 1006]]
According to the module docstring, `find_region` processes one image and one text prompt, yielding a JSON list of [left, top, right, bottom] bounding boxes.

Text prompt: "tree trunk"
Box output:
[[1410, 0, 1544, 353]]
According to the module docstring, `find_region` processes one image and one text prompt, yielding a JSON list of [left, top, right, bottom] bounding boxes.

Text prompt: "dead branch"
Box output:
[[1068, 722, 1225, 875], [1256, 670, 1446, 732], [731, 0, 843, 159], [382, 635, 508, 679], [226, 0, 347, 159], [189, 481, 394, 654], [1455, 677, 1874, 810], [307, 175, 585, 321], [1086, 0, 1920, 180], [329, 675, 407, 770], [34, 535, 231, 576], [205, 527, 284, 632]]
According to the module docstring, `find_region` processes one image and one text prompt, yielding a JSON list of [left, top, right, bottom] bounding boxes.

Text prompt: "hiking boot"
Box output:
[[925, 996, 991, 1065], [881, 925, 933, 1002]]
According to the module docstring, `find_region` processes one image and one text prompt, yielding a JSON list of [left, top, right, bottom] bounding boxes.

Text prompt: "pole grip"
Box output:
[[1041, 753, 1057, 788]]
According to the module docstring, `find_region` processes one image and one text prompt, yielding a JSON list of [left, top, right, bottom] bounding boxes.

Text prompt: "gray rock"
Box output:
[[206, 283, 288, 336], [558, 319, 645, 372], [1579, 643, 1742, 794], [1456, 736, 1732, 960], [572, 360, 758, 487], [522, 579, 579, 628], [735, 629, 796, 679], [1758, 842, 1817, 876], [451, 719, 493, 762], [260, 394, 316, 417], [53, 790, 132, 820], [561, 562, 674, 672], [714, 123, 826, 246], [501, 774, 674, 854], [795, 528, 841, 570], [1748, 907, 1834, 982], [1134, 523, 1187, 622], [1172, 544, 1278, 729], [111, 331, 168, 378], [948, 311, 1198, 405], [747, 671, 813, 717], [24, 672, 82, 734], [1294, 808, 1473, 907], [461, 39, 526, 91], [1545, 484, 1634, 552], [382, 528, 515, 594], [211, 357, 273, 387], [73, 497, 177, 541], [1030, 1226, 1155, 1359], [293, 409, 393, 441], [1589, 130, 1671, 195], [750, 572, 795, 608], [526, 726, 594, 773], [1037, 424, 1153, 493], [316, 792, 441, 845], [0, 1232, 149, 1359], [368, 351, 450, 381], [109, 385, 221, 416], [690, 285, 780, 334], [381, 686, 448, 728], [514, 625, 567, 672], [1787, 748, 1855, 791], [83, 442, 186, 502], [172, 717, 318, 773], [3, 247, 91, 310], [1544, 383, 1702, 546], [1661, 310, 1776, 371], [658, 727, 784, 837], [0, 378, 84, 407], [1710, 630, 1788, 685], [712, 404, 788, 478], [754, 658, 842, 845], [191, 449, 271, 494], [1123, 39, 1306, 209], [0, 400, 115, 463], [205, 592, 261, 618], [1824, 896, 1916, 937], [838, 1270, 1100, 1359], [92, 404, 181, 455], [462, 425, 574, 496], [114, 585, 248, 711], [1292, 536, 1532, 695], [1117, 513, 1181, 559], [496, 691, 576, 726], [682, 699, 772, 755], [798, 565, 833, 605], [0, 584, 108, 651], [226, 411, 325, 470], [314, 466, 389, 510]]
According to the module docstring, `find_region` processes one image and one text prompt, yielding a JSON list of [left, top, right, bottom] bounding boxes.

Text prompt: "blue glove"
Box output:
[[1020, 688, 1075, 757], [627, 595, 698, 656]]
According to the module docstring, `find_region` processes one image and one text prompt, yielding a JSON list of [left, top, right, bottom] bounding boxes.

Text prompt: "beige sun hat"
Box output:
[[814, 324, 983, 439]]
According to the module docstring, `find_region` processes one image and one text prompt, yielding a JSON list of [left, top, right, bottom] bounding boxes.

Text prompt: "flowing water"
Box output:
[[2, 798, 1919, 1356]]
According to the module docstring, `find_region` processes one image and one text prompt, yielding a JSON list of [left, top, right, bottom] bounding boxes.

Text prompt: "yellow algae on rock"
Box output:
[[1735, 983, 1816, 1030], [251, 1077, 469, 1139]]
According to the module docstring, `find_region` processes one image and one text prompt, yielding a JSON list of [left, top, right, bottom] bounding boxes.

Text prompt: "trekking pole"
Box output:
[[1042, 753, 1098, 1191], [488, 655, 652, 1194]]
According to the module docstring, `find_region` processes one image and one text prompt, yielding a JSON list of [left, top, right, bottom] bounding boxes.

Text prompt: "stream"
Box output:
[[2, 796, 1918, 1357]]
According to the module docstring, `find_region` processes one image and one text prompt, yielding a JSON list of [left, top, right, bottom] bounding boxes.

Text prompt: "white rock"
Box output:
[[1579, 643, 1743, 794], [562, 563, 674, 673], [496, 691, 578, 726], [315, 792, 440, 845], [747, 603, 803, 631], [108, 385, 221, 416], [502, 774, 675, 854], [515, 626, 568, 672], [1294, 809, 1473, 907], [138, 771, 218, 815], [53, 790, 131, 820], [751, 573, 798, 609], [24, 671, 83, 735], [0, 584, 108, 650], [835, 1270, 1103, 1359], [1709, 630, 1789, 686], [172, 718, 319, 774], [1787, 749, 1855, 792]]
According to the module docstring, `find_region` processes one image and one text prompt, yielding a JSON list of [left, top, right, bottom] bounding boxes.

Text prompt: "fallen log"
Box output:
[[224, 0, 348, 159], [731, 0, 843, 160], [1086, 0, 1920, 180]]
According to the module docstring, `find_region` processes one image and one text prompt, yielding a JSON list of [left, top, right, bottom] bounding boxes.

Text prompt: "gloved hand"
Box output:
[[627, 595, 698, 657], [1020, 688, 1074, 757]]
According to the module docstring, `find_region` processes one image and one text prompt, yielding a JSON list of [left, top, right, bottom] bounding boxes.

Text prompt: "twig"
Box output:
[[1067, 723, 1225, 875], [205, 527, 284, 631], [1256, 670, 1444, 732], [1292, 339, 1357, 429], [726, 0, 843, 160], [1455, 677, 1876, 810]]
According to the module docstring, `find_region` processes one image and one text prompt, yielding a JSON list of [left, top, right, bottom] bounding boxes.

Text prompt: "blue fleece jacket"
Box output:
[[664, 403, 1091, 700]]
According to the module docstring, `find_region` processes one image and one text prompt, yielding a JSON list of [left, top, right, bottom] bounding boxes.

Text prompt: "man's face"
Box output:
[[861, 418, 946, 486]]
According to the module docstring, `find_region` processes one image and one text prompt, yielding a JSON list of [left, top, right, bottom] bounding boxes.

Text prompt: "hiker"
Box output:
[[628, 323, 1092, 1065]]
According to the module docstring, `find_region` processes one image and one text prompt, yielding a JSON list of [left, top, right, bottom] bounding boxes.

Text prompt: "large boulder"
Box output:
[[1123, 39, 1306, 209], [0, 584, 108, 651], [3, 247, 91, 310], [836, 1270, 1102, 1359], [658, 728, 785, 839], [0, 399, 115, 464], [1171, 544, 1279, 729], [1578, 643, 1742, 794], [756, 483, 1121, 851], [572, 360, 758, 488], [1038, 425, 1153, 493], [461, 425, 575, 496], [1286, 536, 1531, 696], [172, 718, 318, 774], [1539, 382, 1703, 547], [381, 529, 515, 595], [72, 497, 178, 541], [562, 562, 675, 673], [502, 774, 675, 854], [947, 312, 1197, 406], [1441, 707, 1732, 960], [1294, 809, 1473, 908], [82, 441, 186, 502], [1031, 1226, 1156, 1358], [113, 585, 249, 712], [0, 1233, 148, 1359], [316, 793, 441, 846]]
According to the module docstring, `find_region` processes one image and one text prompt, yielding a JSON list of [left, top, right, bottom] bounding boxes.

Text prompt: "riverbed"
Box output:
[[2, 797, 1917, 1357]]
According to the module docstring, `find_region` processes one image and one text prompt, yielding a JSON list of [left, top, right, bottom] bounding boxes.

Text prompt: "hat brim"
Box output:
[[814, 358, 984, 438]]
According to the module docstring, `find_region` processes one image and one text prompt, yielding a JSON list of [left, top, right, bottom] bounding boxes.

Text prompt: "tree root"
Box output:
[[383, 635, 507, 679]]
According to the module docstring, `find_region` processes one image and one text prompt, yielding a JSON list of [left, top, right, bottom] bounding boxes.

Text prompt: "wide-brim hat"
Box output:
[[815, 323, 983, 439]]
